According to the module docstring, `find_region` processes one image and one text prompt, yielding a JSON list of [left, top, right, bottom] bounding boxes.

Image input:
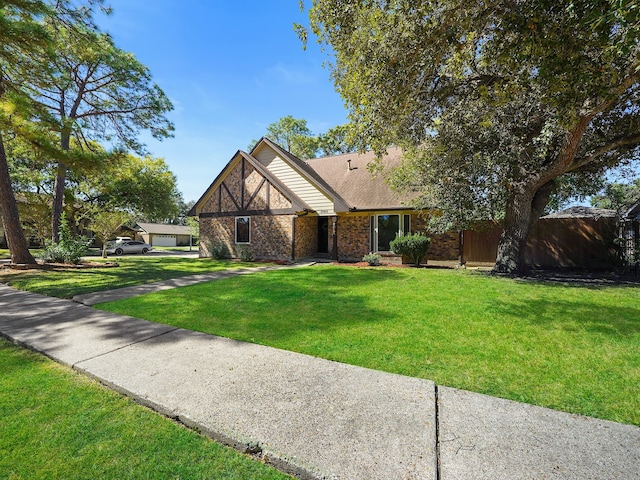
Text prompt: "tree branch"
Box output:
[[571, 133, 640, 171]]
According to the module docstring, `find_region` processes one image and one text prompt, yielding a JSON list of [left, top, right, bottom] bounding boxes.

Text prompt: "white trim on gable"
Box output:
[[253, 142, 336, 216]]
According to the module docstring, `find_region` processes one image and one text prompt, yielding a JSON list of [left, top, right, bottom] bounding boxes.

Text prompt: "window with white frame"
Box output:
[[235, 216, 250, 244]]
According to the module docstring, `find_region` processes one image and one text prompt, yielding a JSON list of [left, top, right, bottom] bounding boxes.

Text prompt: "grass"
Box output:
[[0, 339, 290, 480], [0, 257, 258, 298], [98, 265, 640, 426], [0, 248, 44, 259]]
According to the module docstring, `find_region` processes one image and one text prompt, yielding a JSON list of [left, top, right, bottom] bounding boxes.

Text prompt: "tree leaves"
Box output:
[[306, 0, 640, 271]]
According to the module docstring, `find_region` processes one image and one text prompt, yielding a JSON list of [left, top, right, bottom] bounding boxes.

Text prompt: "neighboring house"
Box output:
[[190, 137, 458, 262], [135, 222, 194, 247]]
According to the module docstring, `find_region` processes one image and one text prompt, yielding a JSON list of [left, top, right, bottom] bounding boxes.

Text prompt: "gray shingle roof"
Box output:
[[305, 147, 410, 211], [541, 206, 617, 219]]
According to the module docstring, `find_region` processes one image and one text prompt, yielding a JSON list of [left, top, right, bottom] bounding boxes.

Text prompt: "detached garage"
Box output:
[[136, 223, 193, 247]]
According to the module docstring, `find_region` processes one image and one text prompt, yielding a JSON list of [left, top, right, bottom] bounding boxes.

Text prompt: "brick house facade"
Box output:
[[191, 138, 459, 263]]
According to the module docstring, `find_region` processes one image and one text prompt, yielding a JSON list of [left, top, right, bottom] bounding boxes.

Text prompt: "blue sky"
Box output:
[[96, 1, 348, 202]]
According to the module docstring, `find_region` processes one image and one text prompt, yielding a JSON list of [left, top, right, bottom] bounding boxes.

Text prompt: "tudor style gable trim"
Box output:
[[190, 150, 310, 217]]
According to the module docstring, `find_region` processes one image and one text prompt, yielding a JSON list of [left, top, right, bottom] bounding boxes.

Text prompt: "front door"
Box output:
[[318, 217, 329, 253]]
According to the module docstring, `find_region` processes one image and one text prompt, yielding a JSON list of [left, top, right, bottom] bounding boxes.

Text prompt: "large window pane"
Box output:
[[235, 216, 250, 243], [377, 214, 399, 251]]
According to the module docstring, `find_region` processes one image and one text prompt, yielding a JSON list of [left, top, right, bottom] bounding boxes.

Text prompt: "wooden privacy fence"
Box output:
[[462, 216, 618, 269]]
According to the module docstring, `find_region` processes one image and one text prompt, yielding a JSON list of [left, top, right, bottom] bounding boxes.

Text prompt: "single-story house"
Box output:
[[189, 137, 458, 262], [135, 222, 194, 247]]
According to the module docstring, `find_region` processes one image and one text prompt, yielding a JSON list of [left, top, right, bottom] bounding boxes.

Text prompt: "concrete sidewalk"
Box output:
[[1, 285, 638, 479]]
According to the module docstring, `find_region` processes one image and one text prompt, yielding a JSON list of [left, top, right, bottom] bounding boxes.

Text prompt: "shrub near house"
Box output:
[[390, 234, 431, 266]]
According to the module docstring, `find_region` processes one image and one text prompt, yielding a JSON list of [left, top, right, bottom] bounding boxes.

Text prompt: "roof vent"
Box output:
[[347, 159, 353, 171]]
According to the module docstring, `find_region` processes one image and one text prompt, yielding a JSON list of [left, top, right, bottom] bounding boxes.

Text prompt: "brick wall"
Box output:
[[251, 215, 294, 259], [200, 214, 294, 260], [294, 215, 318, 259], [334, 212, 459, 262], [411, 214, 459, 260], [199, 216, 234, 257], [336, 214, 370, 261]]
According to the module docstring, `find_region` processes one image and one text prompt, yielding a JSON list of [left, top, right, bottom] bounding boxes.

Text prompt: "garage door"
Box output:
[[152, 234, 177, 247]]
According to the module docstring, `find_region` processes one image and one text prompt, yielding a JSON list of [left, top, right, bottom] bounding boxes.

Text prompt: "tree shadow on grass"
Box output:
[[488, 283, 640, 337]]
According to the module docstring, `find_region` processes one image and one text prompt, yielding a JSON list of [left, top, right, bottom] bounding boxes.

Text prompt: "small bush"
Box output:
[[208, 241, 229, 260], [390, 233, 431, 266], [237, 245, 254, 262], [362, 253, 382, 266], [40, 232, 89, 265], [40, 214, 89, 264], [40, 243, 83, 265]]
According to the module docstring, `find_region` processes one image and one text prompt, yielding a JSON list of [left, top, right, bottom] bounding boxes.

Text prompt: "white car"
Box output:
[[105, 240, 153, 255]]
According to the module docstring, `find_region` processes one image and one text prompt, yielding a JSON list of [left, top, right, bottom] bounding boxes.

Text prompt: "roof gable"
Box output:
[[250, 138, 349, 214], [190, 149, 310, 216], [191, 139, 415, 217], [624, 199, 640, 220]]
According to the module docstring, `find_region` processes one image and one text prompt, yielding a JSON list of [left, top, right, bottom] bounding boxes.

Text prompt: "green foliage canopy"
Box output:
[[78, 154, 182, 223], [304, 0, 640, 273], [252, 115, 357, 158], [25, 19, 174, 241], [591, 179, 640, 213], [252, 115, 318, 159], [0, 0, 106, 263]]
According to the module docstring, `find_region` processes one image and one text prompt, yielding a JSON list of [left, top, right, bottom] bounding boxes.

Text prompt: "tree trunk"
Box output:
[[0, 134, 37, 264], [494, 189, 534, 274], [51, 161, 66, 243], [51, 128, 71, 243], [493, 181, 555, 274]]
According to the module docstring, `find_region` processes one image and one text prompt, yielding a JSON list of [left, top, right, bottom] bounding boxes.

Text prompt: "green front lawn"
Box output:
[[99, 265, 640, 426], [0, 257, 257, 298], [0, 248, 45, 259], [0, 339, 290, 480]]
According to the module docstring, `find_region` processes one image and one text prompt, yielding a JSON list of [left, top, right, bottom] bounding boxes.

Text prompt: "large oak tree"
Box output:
[[303, 0, 640, 273]]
